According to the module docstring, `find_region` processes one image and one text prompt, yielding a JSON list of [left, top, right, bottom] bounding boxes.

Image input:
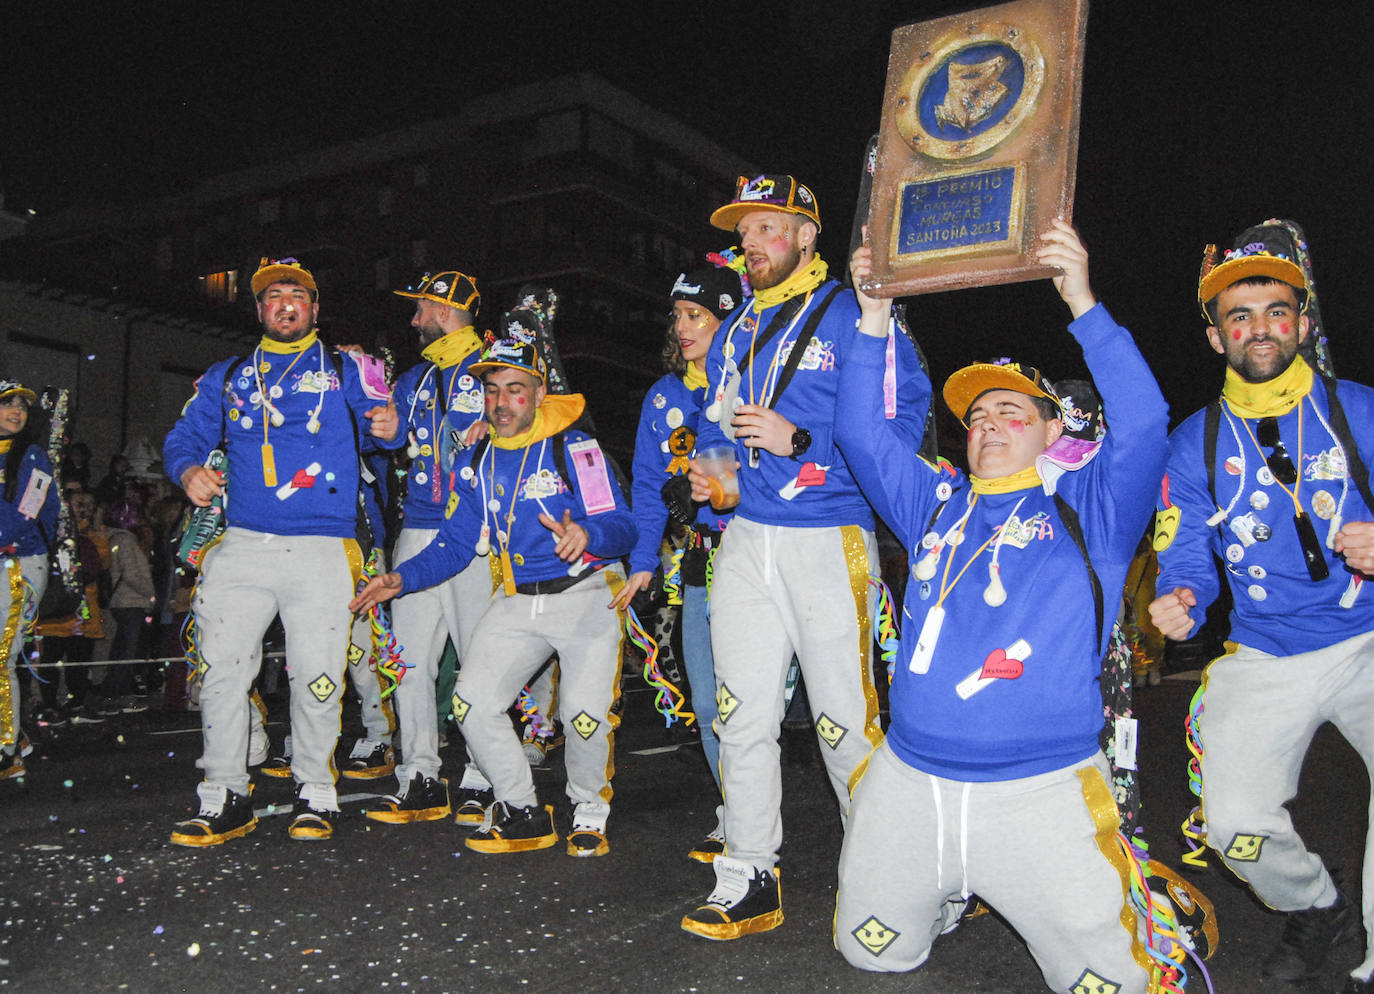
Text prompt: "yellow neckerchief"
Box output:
[[970, 466, 1042, 494], [1222, 355, 1314, 419], [421, 327, 483, 369], [752, 256, 828, 313], [488, 392, 586, 450], [259, 328, 319, 354], [682, 364, 709, 391], [0, 440, 11, 455]]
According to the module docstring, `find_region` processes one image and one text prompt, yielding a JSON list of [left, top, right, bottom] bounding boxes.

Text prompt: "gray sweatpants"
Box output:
[[193, 528, 358, 808], [836, 742, 1146, 993], [391, 526, 494, 784], [1201, 629, 1374, 979], [709, 518, 883, 870], [452, 566, 625, 815], [3, 554, 45, 754]]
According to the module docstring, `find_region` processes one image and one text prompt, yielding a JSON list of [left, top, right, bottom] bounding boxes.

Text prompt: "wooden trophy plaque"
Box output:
[[861, 0, 1089, 297]]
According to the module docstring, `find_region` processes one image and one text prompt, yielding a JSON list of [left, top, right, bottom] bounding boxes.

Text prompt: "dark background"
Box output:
[[4, 0, 1371, 421]]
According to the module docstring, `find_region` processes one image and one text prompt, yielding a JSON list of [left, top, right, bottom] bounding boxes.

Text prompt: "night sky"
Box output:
[[5, 0, 1371, 424]]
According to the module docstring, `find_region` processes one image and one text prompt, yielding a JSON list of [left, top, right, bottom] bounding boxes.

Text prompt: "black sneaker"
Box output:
[[1263, 889, 1360, 980], [465, 801, 558, 854], [170, 786, 258, 847], [340, 739, 395, 780], [260, 754, 293, 779], [681, 856, 783, 940], [119, 695, 150, 715], [366, 773, 451, 824], [287, 791, 338, 841], [0, 750, 25, 781], [453, 785, 494, 826]]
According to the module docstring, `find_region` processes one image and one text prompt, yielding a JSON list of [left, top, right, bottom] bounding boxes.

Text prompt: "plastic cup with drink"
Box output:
[[695, 445, 740, 511]]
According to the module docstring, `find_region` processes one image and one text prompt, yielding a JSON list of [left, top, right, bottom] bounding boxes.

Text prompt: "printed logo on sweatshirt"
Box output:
[[570, 711, 600, 740], [308, 673, 337, 702]]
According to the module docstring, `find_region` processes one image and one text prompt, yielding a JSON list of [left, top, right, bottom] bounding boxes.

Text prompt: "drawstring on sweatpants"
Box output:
[[929, 774, 972, 899]]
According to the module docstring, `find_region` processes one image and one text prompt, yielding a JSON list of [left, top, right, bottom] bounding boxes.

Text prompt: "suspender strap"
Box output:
[[1053, 492, 1103, 649], [1322, 376, 1374, 514], [767, 284, 843, 411]]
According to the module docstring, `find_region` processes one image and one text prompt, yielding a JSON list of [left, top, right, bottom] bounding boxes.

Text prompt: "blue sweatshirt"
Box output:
[[836, 305, 1169, 780], [396, 394, 636, 594], [627, 372, 733, 576], [1156, 373, 1374, 656], [163, 335, 404, 539], [393, 337, 486, 531], [695, 278, 927, 529], [1, 443, 59, 558]]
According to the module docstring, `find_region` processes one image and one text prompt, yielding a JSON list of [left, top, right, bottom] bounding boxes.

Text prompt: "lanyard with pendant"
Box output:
[[253, 342, 323, 487]]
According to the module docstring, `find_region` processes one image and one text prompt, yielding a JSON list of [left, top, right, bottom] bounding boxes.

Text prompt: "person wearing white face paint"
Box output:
[[610, 259, 747, 862], [833, 222, 1169, 993], [164, 257, 403, 845], [1151, 221, 1374, 991]]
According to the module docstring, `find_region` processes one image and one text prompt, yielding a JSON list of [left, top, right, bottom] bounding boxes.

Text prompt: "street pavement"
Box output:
[[1, 672, 1367, 993]]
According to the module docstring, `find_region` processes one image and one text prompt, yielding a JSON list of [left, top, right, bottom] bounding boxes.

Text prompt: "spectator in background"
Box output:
[[35, 490, 108, 725], [61, 442, 91, 492], [95, 498, 157, 714]]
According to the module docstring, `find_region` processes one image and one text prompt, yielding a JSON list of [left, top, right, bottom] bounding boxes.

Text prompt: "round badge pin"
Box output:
[[241, 417, 254, 429], [1257, 467, 1275, 486], [1247, 584, 1267, 602], [1248, 564, 1267, 580], [419, 389, 431, 401], [1224, 456, 1243, 476], [921, 531, 939, 550], [1249, 491, 1269, 510], [936, 481, 953, 502], [487, 499, 500, 512], [1252, 523, 1273, 542], [460, 467, 475, 481], [1312, 490, 1337, 520], [415, 472, 428, 485], [666, 408, 684, 430], [417, 428, 429, 440], [1226, 543, 1244, 563], [459, 375, 474, 390], [652, 394, 666, 410]]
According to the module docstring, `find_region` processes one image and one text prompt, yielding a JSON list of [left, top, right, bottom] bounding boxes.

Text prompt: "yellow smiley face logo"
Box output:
[[451, 694, 471, 723], [716, 684, 740, 724], [1070, 970, 1122, 994], [308, 673, 338, 702], [851, 916, 899, 956], [815, 714, 847, 750], [571, 711, 600, 739], [1224, 833, 1266, 862], [347, 643, 365, 665]]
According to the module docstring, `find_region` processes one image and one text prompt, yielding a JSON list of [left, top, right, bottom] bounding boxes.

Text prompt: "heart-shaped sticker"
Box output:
[[290, 469, 317, 489], [979, 648, 1024, 681], [796, 462, 827, 488]]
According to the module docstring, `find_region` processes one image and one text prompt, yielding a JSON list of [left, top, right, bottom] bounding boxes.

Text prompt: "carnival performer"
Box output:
[[0, 379, 58, 779], [832, 222, 1167, 992], [352, 338, 635, 856], [365, 269, 494, 825], [164, 257, 402, 845], [1150, 220, 1374, 991], [679, 175, 928, 938], [610, 259, 745, 861]]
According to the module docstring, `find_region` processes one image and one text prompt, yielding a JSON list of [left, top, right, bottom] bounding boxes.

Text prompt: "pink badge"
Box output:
[[346, 351, 391, 401], [290, 468, 317, 489], [566, 439, 616, 515], [796, 462, 827, 488]]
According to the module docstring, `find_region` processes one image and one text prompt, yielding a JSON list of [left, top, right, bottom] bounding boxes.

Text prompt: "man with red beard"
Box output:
[[679, 175, 928, 938]]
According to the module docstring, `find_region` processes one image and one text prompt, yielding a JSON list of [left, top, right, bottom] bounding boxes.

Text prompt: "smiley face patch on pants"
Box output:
[[850, 915, 899, 956], [716, 684, 740, 724], [1070, 969, 1122, 994], [571, 711, 600, 740], [308, 673, 338, 702], [1224, 832, 1267, 862], [452, 693, 471, 723], [814, 713, 848, 750]]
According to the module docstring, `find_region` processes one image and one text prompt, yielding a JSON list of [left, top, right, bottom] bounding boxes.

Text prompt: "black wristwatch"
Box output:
[[790, 427, 812, 460]]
